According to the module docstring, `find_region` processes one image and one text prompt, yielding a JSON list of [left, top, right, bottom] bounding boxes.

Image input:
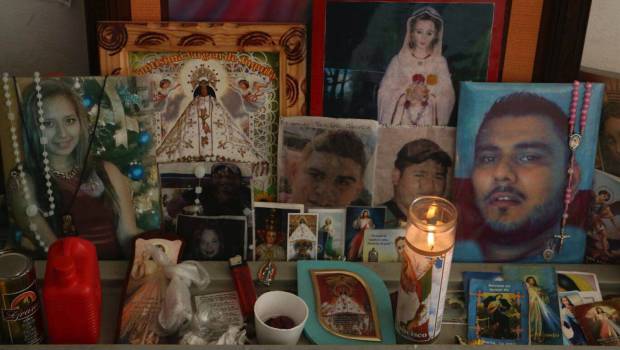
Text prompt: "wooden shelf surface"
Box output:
[[10, 261, 618, 349]]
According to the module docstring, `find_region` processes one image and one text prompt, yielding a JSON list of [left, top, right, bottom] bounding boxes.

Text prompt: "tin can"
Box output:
[[0, 251, 45, 344]]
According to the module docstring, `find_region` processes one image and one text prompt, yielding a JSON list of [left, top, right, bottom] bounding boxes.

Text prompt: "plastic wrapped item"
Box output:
[[178, 308, 234, 345], [214, 326, 248, 345], [158, 259, 211, 334]]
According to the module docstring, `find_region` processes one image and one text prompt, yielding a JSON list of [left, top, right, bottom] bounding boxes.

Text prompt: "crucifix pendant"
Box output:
[[555, 231, 571, 248]]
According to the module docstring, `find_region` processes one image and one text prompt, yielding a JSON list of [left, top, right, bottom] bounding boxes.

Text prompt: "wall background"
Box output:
[[0, 0, 89, 76], [581, 0, 620, 73]]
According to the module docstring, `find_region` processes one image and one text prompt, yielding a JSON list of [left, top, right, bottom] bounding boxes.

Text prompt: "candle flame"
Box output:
[[427, 226, 435, 250], [426, 204, 438, 221]]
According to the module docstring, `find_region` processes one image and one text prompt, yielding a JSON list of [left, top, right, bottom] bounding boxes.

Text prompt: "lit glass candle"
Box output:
[[395, 196, 457, 343]]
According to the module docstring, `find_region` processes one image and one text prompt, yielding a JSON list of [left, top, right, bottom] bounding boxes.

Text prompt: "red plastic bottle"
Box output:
[[43, 237, 101, 344]]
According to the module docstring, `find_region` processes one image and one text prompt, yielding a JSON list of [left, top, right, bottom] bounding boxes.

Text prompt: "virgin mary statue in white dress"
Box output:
[[377, 7, 455, 126]]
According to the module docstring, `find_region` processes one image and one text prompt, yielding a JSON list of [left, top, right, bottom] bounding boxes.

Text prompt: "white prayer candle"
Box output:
[[395, 196, 457, 343]]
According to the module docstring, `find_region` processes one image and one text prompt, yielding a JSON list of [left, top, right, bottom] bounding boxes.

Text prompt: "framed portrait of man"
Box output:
[[453, 82, 604, 263], [310, 0, 508, 123]]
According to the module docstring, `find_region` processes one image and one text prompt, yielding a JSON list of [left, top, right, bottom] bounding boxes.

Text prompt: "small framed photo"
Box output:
[[308, 208, 346, 259], [310, 0, 508, 122], [176, 215, 247, 260], [159, 162, 253, 232], [287, 213, 319, 261], [362, 228, 406, 263], [254, 202, 304, 261], [344, 206, 386, 261]]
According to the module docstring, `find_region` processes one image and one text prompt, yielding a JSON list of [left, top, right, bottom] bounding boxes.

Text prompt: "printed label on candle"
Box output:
[[395, 244, 453, 342]]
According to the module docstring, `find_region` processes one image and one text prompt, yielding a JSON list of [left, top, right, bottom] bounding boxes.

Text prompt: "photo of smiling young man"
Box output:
[[453, 83, 603, 263]]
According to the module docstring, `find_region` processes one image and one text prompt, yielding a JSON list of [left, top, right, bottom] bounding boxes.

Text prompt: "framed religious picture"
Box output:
[[310, 0, 508, 123], [344, 206, 385, 261], [0, 76, 161, 260], [97, 22, 307, 199], [253, 202, 304, 261], [297, 260, 396, 345], [453, 82, 603, 263], [287, 213, 318, 261], [586, 170, 620, 264], [97, 21, 306, 116], [308, 208, 346, 260]]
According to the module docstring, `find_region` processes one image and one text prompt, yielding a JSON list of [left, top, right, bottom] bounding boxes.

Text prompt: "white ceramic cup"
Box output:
[[254, 290, 309, 345]]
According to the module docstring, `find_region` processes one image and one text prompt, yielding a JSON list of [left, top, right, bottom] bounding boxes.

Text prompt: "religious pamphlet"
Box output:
[[573, 298, 620, 346], [467, 278, 529, 345], [503, 265, 563, 345]]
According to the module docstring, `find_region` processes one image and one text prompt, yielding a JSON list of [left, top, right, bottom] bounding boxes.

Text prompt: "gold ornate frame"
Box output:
[[96, 21, 307, 116]]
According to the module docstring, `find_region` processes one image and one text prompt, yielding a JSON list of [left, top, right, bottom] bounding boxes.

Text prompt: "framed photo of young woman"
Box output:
[[310, 0, 508, 124]]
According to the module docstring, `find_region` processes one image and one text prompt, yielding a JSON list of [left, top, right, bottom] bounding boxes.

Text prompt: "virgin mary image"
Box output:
[[156, 64, 266, 165], [377, 6, 455, 126]]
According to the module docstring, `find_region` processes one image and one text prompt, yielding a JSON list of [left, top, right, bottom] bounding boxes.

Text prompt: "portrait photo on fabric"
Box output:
[[176, 214, 247, 261], [319, 0, 507, 123], [159, 162, 253, 232], [0, 76, 161, 260], [373, 126, 455, 228], [278, 117, 378, 208], [599, 101, 620, 177], [453, 82, 604, 263]]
